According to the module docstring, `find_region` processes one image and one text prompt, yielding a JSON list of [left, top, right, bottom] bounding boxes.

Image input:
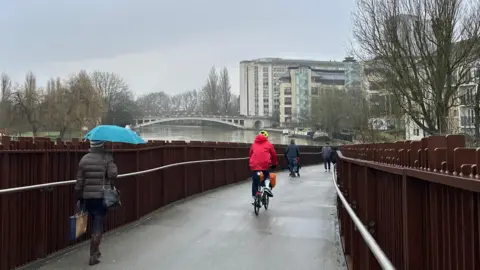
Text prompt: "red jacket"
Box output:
[[249, 135, 278, 171]]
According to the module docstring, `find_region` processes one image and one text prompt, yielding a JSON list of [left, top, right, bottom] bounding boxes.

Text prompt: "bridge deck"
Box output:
[[35, 166, 344, 270]]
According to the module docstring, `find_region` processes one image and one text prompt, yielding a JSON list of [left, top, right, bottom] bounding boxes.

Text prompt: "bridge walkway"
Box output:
[[34, 166, 344, 270]]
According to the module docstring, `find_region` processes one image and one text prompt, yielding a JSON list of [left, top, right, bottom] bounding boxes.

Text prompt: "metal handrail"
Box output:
[[0, 157, 247, 195], [332, 165, 395, 270], [0, 152, 321, 195]]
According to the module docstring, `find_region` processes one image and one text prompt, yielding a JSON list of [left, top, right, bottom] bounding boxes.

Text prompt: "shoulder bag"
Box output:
[[102, 156, 121, 209]]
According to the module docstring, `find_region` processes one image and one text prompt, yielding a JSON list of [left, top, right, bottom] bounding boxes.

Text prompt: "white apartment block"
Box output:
[[239, 58, 346, 117]]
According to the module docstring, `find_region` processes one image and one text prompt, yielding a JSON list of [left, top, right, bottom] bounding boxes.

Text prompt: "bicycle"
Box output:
[[253, 168, 276, 215], [253, 181, 270, 215]]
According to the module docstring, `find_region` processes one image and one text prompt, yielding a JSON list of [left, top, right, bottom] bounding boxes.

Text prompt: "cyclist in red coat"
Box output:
[[249, 130, 278, 204]]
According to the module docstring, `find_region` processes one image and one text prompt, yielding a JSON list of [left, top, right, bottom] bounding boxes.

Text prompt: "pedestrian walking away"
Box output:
[[75, 140, 118, 266], [284, 139, 300, 177], [321, 142, 332, 172]]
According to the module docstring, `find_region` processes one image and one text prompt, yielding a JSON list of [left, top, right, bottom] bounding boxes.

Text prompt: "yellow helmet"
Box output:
[[259, 130, 269, 138]]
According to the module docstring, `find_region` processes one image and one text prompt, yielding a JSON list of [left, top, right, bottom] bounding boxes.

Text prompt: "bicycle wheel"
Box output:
[[254, 196, 260, 215], [264, 194, 269, 210]]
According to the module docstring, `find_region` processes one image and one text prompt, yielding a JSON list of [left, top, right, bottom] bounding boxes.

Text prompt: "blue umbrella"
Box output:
[[84, 125, 146, 144]]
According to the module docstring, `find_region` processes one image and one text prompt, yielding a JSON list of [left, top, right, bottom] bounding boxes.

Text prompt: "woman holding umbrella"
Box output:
[[75, 140, 117, 265], [75, 125, 145, 265]]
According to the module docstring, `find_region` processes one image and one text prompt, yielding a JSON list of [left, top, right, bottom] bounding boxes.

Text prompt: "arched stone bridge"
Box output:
[[133, 115, 272, 129]]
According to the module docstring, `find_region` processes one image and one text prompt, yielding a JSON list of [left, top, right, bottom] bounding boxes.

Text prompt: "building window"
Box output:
[[311, 87, 319, 95], [284, 87, 292, 95], [284, 97, 292, 105], [413, 128, 420, 136], [284, 107, 292, 115]]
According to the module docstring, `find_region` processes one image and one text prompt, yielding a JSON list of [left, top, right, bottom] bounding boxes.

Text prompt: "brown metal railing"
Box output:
[[0, 136, 322, 270], [336, 134, 480, 270], [332, 168, 394, 269]]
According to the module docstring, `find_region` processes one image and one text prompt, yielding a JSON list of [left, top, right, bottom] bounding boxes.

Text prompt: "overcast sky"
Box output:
[[0, 0, 355, 96]]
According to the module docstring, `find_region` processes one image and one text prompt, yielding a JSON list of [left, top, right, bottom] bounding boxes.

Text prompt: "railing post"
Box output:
[[135, 147, 140, 219], [213, 144, 217, 188], [0, 136, 11, 270], [183, 146, 188, 198], [364, 166, 380, 270], [36, 140, 48, 259], [162, 147, 167, 206], [225, 147, 228, 185], [200, 146, 204, 192], [402, 172, 425, 269], [350, 163, 360, 268], [345, 162, 353, 261]]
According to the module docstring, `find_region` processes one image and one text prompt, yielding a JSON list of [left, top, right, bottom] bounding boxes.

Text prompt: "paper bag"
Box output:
[[69, 211, 88, 240]]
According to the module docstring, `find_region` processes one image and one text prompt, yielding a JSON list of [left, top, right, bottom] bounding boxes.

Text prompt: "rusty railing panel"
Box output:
[[336, 134, 480, 270], [0, 136, 322, 270]]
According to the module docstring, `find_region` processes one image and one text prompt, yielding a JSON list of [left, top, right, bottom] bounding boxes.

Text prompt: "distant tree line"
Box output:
[[0, 66, 239, 139], [136, 66, 239, 116]]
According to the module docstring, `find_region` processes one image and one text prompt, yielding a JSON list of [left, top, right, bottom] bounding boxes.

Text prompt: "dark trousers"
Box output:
[[85, 198, 107, 234], [287, 157, 297, 173], [324, 158, 331, 170], [251, 170, 269, 197]]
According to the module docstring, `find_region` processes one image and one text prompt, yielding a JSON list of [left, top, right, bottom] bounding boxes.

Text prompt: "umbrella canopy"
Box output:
[[84, 125, 146, 144]]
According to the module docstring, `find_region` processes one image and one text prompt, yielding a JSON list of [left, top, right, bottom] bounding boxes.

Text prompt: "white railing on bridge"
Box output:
[[134, 114, 270, 119]]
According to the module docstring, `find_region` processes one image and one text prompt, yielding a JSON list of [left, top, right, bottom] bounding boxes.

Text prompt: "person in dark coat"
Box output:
[[284, 139, 300, 177], [321, 142, 333, 172], [330, 147, 338, 164], [75, 140, 118, 266]]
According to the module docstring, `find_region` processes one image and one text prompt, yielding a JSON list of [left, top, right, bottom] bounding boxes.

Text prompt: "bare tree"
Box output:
[[353, 0, 480, 135], [218, 67, 232, 114], [136, 91, 172, 115], [201, 66, 220, 114], [347, 90, 376, 142], [229, 94, 240, 115], [170, 94, 183, 113], [0, 73, 13, 131], [13, 72, 43, 136], [44, 71, 104, 139], [91, 71, 128, 109], [179, 90, 199, 113], [312, 86, 349, 136], [90, 71, 136, 124]]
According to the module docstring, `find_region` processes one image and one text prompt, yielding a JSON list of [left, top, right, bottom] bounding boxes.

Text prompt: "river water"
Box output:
[[139, 125, 320, 146]]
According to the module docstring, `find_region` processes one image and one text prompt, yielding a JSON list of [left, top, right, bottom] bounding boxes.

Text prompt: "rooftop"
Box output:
[[240, 57, 344, 66], [279, 66, 346, 81]]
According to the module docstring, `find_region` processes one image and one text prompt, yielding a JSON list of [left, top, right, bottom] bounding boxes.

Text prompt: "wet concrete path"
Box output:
[[37, 165, 344, 270]]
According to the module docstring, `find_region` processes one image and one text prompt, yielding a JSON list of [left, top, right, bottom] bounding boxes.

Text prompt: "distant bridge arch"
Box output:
[[135, 117, 246, 129], [132, 115, 271, 130]]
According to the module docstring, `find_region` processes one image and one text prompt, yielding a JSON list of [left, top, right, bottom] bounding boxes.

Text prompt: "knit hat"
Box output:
[[90, 140, 105, 148]]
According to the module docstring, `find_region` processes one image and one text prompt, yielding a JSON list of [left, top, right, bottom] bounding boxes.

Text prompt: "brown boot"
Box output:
[[93, 233, 102, 257], [89, 234, 101, 265]]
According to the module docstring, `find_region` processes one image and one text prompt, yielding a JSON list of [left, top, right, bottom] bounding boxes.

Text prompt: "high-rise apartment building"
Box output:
[[278, 66, 346, 125], [239, 58, 345, 117]]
